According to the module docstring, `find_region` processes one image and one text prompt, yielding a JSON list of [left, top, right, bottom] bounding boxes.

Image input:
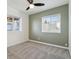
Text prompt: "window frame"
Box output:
[[42, 13, 61, 33], [7, 16, 22, 31]]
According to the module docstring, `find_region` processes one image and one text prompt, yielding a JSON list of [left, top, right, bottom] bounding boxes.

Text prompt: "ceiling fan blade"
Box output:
[[27, 0, 33, 4], [26, 7, 30, 10], [34, 3, 45, 6]]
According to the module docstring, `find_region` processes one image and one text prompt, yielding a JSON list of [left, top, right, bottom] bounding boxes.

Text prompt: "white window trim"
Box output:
[[42, 13, 61, 33]]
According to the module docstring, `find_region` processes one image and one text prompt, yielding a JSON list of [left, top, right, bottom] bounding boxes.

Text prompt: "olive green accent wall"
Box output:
[[29, 4, 69, 47]]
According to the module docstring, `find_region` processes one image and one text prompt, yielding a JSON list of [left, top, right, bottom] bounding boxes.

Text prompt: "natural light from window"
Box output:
[[42, 14, 61, 33]]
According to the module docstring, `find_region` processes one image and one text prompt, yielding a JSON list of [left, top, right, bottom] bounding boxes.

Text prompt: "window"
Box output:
[[7, 17, 13, 31], [7, 16, 22, 31], [14, 18, 20, 31], [42, 14, 61, 33]]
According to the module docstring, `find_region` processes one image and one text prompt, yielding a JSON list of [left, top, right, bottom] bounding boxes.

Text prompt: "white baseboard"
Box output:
[[29, 40, 69, 50], [7, 40, 28, 47]]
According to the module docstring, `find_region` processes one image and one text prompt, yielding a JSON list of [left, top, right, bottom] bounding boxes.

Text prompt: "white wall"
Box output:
[[7, 6, 29, 47], [69, 3, 71, 54]]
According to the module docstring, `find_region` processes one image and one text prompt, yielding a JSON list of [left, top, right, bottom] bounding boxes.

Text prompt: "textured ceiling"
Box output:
[[7, 0, 69, 15]]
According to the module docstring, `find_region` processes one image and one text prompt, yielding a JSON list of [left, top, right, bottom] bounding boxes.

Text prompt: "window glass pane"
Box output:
[[7, 17, 13, 31], [7, 23, 13, 31], [14, 22, 20, 31], [14, 18, 19, 21], [7, 17, 12, 22], [13, 18, 20, 31]]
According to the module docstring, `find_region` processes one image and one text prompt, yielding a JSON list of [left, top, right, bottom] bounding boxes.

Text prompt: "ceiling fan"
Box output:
[[26, 0, 45, 10]]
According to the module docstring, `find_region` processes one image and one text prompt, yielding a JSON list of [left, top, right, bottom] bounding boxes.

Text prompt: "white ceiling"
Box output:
[[7, 0, 69, 15]]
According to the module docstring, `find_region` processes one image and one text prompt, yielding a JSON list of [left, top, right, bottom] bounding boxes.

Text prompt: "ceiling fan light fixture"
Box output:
[[26, 0, 45, 10], [30, 4, 34, 8]]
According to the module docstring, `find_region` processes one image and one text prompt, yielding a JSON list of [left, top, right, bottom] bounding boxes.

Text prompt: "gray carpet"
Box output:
[[7, 41, 70, 59]]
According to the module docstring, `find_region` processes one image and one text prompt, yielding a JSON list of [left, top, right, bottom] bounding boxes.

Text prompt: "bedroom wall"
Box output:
[[29, 4, 69, 47], [7, 6, 29, 47]]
